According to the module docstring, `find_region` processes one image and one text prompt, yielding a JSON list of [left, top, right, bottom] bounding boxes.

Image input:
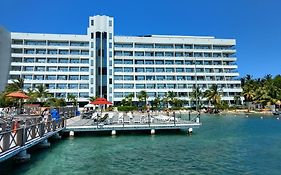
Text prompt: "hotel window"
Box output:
[[213, 61, 221, 65], [109, 51, 113, 57], [46, 83, 56, 89], [165, 60, 174, 65], [109, 43, 112, 48], [124, 68, 133, 72], [11, 66, 21, 71], [157, 84, 166, 89], [47, 58, 57, 63], [146, 68, 154, 72], [12, 48, 22, 53], [23, 84, 31, 90], [156, 68, 164, 72], [69, 75, 79, 80], [23, 75, 32, 80], [196, 61, 203, 65], [59, 58, 68, 63], [166, 68, 174, 72], [81, 50, 89, 55], [80, 75, 89, 80], [145, 60, 154, 64], [47, 50, 57, 55], [123, 51, 133, 56], [156, 76, 165, 80], [114, 75, 123, 80], [165, 52, 174, 57], [135, 68, 144, 72], [114, 84, 123, 89], [79, 92, 89, 98], [178, 84, 186, 89], [135, 52, 144, 56], [194, 53, 202, 57], [25, 49, 35, 54], [80, 67, 89, 72], [155, 52, 164, 57], [175, 44, 183, 49], [69, 67, 79, 72], [146, 84, 155, 89], [37, 58, 46, 63], [34, 75, 44, 80], [70, 50, 80, 55], [185, 52, 192, 57], [176, 68, 184, 72], [166, 76, 175, 80], [114, 67, 123, 72], [109, 33, 113, 39], [167, 84, 175, 89], [46, 75, 56, 80], [155, 44, 173, 48], [56, 93, 66, 98], [136, 84, 145, 89], [135, 60, 144, 64], [35, 67, 45, 71], [59, 50, 68, 55], [58, 75, 67, 80], [204, 53, 212, 57], [24, 66, 33, 71], [145, 52, 154, 56], [109, 20, 112, 26], [91, 20, 94, 26], [124, 84, 134, 89], [36, 49, 46, 54], [114, 59, 123, 64], [58, 67, 68, 72], [186, 68, 194, 73], [185, 60, 192, 65], [136, 76, 145, 80], [81, 59, 89, 64], [80, 84, 89, 89], [135, 43, 154, 48], [12, 39, 23, 45], [123, 59, 133, 64], [175, 52, 184, 57], [114, 92, 123, 98], [213, 53, 221, 57], [70, 59, 79, 63], [175, 60, 184, 65], [184, 44, 193, 49], [146, 76, 155, 80], [177, 76, 185, 80], [24, 58, 34, 63], [155, 60, 164, 65], [124, 75, 133, 80], [12, 57, 22, 62]]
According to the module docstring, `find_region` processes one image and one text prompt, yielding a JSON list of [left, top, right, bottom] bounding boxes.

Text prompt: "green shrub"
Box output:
[[117, 106, 137, 112]]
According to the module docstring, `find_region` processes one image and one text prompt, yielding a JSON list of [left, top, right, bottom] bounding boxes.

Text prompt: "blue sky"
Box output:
[[0, 0, 280, 78]]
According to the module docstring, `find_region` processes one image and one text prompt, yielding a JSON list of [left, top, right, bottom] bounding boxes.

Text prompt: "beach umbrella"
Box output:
[[6, 91, 29, 99], [90, 98, 112, 105], [90, 98, 112, 127]]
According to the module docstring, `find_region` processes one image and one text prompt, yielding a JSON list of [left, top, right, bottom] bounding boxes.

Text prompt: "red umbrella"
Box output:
[[90, 98, 112, 105], [6, 91, 29, 99]]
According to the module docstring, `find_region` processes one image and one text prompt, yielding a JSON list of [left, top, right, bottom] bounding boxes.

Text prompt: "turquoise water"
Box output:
[[1, 115, 281, 175]]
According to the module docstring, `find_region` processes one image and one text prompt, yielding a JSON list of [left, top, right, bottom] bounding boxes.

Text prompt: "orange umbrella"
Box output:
[[6, 91, 29, 99]]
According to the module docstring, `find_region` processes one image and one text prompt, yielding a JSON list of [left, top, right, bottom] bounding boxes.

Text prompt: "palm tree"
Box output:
[[190, 86, 203, 109], [67, 94, 77, 106], [166, 91, 176, 108], [204, 84, 221, 108], [137, 90, 148, 109], [152, 96, 161, 110], [26, 88, 37, 104], [233, 95, 241, 106], [35, 84, 49, 103], [5, 78, 25, 92], [89, 96, 97, 102]]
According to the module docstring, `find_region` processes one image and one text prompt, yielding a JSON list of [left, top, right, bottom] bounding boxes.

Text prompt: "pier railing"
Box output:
[[0, 106, 76, 155]]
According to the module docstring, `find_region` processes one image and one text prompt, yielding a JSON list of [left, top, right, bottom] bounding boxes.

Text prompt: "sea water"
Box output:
[[1, 114, 281, 175]]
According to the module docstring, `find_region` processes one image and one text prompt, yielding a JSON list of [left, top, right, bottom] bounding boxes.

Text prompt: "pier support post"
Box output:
[[111, 130, 116, 136], [196, 117, 200, 123], [69, 131, 75, 137], [2, 123, 10, 151], [38, 139, 51, 148], [14, 150, 30, 163], [151, 129, 155, 135], [188, 128, 193, 135]]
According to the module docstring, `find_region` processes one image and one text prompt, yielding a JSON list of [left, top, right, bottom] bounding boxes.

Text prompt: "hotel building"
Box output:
[[0, 15, 242, 106]]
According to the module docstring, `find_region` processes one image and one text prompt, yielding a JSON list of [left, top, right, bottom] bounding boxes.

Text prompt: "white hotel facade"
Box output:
[[0, 15, 242, 106]]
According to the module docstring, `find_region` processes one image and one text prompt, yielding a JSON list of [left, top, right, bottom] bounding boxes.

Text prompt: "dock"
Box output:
[[0, 107, 76, 163], [0, 110, 201, 163]]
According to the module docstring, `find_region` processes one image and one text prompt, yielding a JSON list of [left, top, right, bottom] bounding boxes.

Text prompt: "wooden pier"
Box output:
[[0, 107, 77, 163]]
